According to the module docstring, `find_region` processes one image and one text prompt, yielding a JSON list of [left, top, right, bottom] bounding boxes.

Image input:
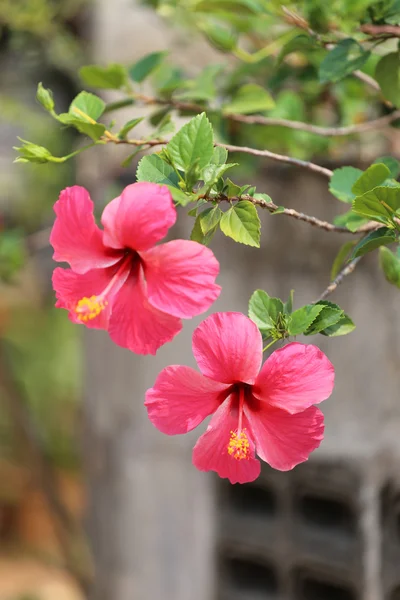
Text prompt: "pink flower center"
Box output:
[[226, 386, 250, 461], [74, 254, 133, 322]]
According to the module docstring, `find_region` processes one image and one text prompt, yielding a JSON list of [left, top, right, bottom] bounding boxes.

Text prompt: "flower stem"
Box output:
[[263, 339, 278, 352]]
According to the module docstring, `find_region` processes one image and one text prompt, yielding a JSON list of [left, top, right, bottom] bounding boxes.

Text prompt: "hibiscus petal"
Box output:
[[102, 182, 176, 252], [254, 342, 335, 414], [108, 266, 182, 355], [245, 402, 324, 471], [142, 240, 221, 318], [145, 366, 229, 434], [50, 186, 121, 273], [52, 266, 116, 330], [192, 397, 261, 484], [192, 312, 263, 384]]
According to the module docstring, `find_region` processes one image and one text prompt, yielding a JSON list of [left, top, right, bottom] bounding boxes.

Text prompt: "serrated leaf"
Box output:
[[288, 305, 324, 336], [129, 51, 167, 83], [79, 64, 127, 89], [201, 162, 237, 185], [223, 83, 275, 115], [118, 117, 144, 139], [319, 39, 370, 83], [190, 215, 218, 245], [351, 227, 396, 258], [379, 246, 400, 288], [352, 163, 391, 196], [353, 186, 400, 222], [136, 154, 179, 188], [329, 166, 363, 203], [248, 290, 284, 333], [305, 301, 344, 335], [69, 91, 105, 120], [57, 113, 106, 140], [199, 206, 223, 234], [166, 112, 213, 171], [321, 314, 356, 337], [220, 201, 261, 247], [374, 156, 400, 179], [375, 51, 399, 106], [331, 241, 356, 280]]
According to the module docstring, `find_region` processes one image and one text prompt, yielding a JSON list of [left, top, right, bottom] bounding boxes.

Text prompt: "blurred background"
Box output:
[[0, 1, 400, 599]]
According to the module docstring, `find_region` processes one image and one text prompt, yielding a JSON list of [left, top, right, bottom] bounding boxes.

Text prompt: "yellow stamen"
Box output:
[[74, 295, 108, 322], [227, 429, 250, 461]]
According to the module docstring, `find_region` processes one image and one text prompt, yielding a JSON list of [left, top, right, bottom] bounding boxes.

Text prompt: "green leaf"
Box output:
[[331, 241, 356, 280], [224, 178, 241, 197], [288, 305, 324, 336], [167, 187, 195, 206], [69, 91, 105, 121], [305, 301, 344, 335], [319, 39, 370, 83], [248, 290, 284, 333], [211, 146, 228, 165], [329, 166, 363, 203], [57, 114, 106, 141], [199, 206, 223, 234], [351, 227, 396, 258], [176, 64, 222, 102], [223, 83, 275, 115], [277, 34, 317, 65], [321, 314, 356, 337], [352, 163, 391, 196], [220, 201, 261, 247], [333, 209, 369, 232], [149, 114, 175, 140], [375, 51, 399, 106], [118, 117, 144, 139], [374, 156, 400, 179], [79, 64, 127, 89], [253, 192, 273, 205], [202, 22, 237, 51], [284, 289, 294, 314], [190, 215, 218, 245], [129, 51, 167, 83], [136, 154, 179, 188], [121, 147, 144, 168], [194, 0, 263, 14], [353, 186, 400, 221], [0, 230, 26, 282], [36, 82, 54, 112], [166, 112, 213, 171], [379, 246, 400, 288], [201, 162, 238, 186]]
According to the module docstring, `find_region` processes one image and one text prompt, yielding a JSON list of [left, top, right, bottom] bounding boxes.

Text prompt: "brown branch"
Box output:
[[0, 347, 91, 594], [360, 24, 400, 38], [222, 193, 378, 234], [130, 92, 400, 137], [218, 143, 334, 178], [225, 109, 400, 135], [316, 256, 361, 301]]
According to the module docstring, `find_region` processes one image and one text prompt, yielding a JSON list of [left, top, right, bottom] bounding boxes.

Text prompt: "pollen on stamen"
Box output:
[[74, 295, 108, 322], [227, 429, 250, 461]]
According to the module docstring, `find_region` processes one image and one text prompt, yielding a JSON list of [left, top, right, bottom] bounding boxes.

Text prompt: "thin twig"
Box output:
[[221, 193, 377, 234], [316, 257, 362, 301], [129, 92, 400, 137], [225, 109, 400, 135], [218, 143, 334, 178], [360, 24, 400, 38], [0, 348, 91, 594]]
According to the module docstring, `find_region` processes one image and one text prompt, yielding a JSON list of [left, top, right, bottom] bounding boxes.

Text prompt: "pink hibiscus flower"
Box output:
[[145, 312, 335, 483], [50, 182, 221, 355]]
